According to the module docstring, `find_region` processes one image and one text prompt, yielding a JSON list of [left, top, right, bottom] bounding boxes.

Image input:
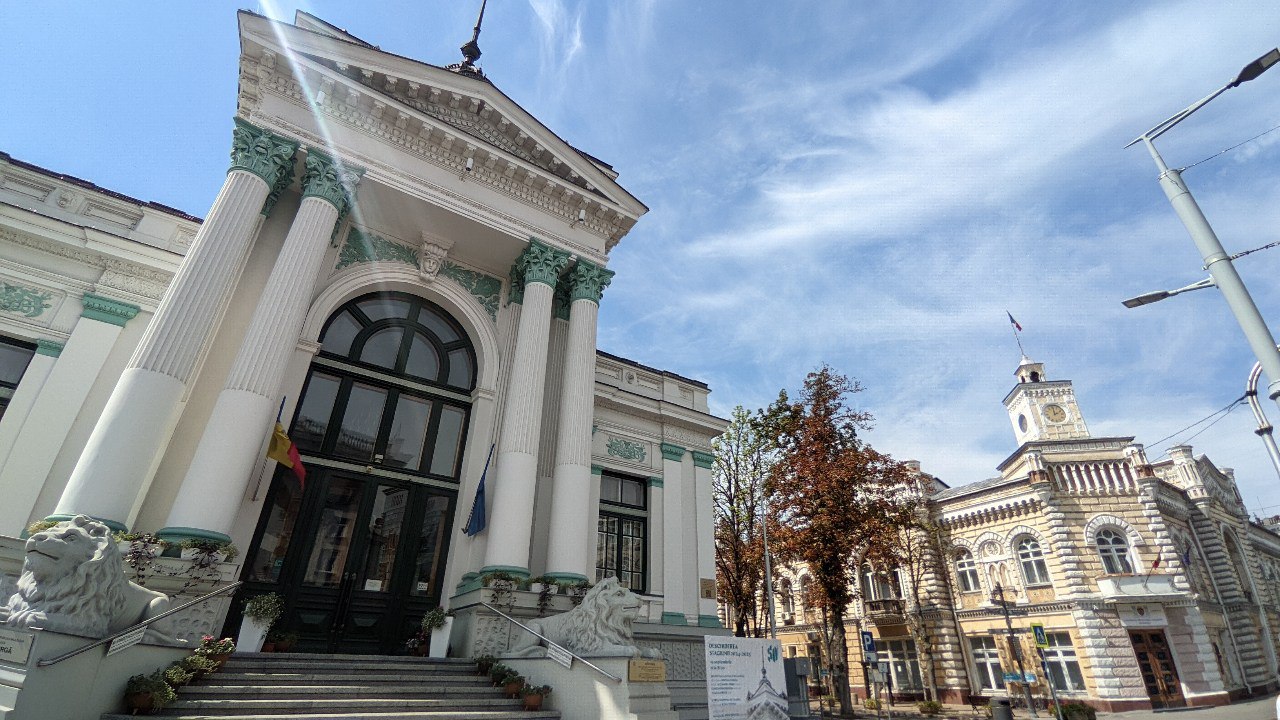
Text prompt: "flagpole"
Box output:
[[1007, 311, 1027, 356]]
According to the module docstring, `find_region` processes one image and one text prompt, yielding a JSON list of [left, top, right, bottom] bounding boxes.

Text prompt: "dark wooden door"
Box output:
[[1129, 630, 1186, 709]]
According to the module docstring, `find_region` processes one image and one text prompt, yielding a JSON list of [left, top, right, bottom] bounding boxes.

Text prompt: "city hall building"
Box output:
[[0, 8, 725, 679], [772, 358, 1280, 712]]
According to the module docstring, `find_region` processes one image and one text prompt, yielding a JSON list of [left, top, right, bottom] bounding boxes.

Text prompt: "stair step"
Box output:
[[163, 698, 525, 713], [211, 672, 492, 684], [182, 684, 504, 698]]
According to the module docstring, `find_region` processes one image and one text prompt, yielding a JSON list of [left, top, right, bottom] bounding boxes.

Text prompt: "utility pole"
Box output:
[[993, 584, 1037, 717]]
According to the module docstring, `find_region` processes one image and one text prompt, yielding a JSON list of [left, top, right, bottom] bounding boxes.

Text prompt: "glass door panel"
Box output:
[[355, 485, 409, 593], [246, 472, 305, 583], [303, 477, 362, 587], [410, 496, 451, 597]]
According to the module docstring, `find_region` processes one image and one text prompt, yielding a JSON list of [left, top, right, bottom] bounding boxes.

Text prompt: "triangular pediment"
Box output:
[[236, 11, 645, 245]]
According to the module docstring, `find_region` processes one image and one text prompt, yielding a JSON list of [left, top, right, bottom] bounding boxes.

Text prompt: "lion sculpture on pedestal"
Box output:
[[509, 577, 660, 658], [0, 515, 175, 642]]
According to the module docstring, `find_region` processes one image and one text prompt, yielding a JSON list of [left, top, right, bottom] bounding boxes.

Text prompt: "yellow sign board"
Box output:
[[629, 658, 667, 683]]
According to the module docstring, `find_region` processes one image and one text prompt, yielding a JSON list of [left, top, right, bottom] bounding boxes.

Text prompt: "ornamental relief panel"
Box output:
[[0, 276, 64, 325], [605, 435, 647, 463]]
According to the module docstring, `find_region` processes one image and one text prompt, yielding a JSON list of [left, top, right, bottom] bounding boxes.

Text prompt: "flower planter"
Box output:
[[503, 680, 525, 698], [523, 693, 546, 711], [124, 691, 156, 715], [236, 616, 271, 654], [428, 617, 453, 657], [206, 652, 232, 670]]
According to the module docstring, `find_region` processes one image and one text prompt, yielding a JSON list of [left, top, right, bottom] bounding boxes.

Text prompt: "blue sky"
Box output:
[[5, 2, 1280, 513]]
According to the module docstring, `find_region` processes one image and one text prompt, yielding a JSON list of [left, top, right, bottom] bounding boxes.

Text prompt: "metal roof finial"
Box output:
[[450, 0, 488, 78]]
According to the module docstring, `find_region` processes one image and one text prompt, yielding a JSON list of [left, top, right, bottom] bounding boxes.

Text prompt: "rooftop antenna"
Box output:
[[449, 0, 488, 78]]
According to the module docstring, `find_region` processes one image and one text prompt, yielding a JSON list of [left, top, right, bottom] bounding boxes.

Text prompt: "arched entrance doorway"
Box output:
[[239, 292, 475, 654]]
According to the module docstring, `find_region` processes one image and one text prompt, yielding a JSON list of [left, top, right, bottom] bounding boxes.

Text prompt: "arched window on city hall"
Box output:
[[1016, 537, 1051, 586], [1096, 528, 1134, 574], [240, 292, 475, 654]]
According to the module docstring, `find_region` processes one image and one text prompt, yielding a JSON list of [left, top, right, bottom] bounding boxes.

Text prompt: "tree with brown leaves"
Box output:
[[764, 365, 917, 716], [712, 406, 773, 637]]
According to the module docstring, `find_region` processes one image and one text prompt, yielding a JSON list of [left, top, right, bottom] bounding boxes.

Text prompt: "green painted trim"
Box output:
[[35, 339, 64, 357], [698, 614, 723, 628], [568, 260, 615, 304], [661, 612, 688, 626], [545, 572, 588, 585], [454, 574, 483, 595], [507, 262, 525, 305], [1, 282, 53, 318], [156, 526, 232, 544], [300, 149, 363, 213], [590, 464, 604, 475], [552, 274, 572, 321], [691, 451, 715, 469], [479, 565, 531, 581], [515, 238, 570, 288], [648, 476, 664, 488], [439, 262, 502, 321], [81, 293, 140, 327], [660, 443, 686, 462], [229, 118, 298, 188], [42, 513, 127, 534]]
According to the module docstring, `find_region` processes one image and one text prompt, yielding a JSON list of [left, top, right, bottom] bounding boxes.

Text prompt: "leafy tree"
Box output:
[[713, 406, 773, 637], [765, 366, 916, 715]]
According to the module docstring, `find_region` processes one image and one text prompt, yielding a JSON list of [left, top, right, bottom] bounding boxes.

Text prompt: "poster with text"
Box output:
[[704, 636, 789, 720]]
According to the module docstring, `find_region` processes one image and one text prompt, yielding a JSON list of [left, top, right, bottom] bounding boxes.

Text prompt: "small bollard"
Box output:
[[990, 697, 1014, 720]]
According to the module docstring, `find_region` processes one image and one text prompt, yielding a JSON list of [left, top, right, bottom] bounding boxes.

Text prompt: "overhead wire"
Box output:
[[1179, 119, 1280, 172], [1148, 395, 1247, 453]]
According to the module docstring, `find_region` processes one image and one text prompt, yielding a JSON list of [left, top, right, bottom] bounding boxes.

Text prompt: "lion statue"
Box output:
[[508, 577, 660, 658], [0, 515, 176, 642]]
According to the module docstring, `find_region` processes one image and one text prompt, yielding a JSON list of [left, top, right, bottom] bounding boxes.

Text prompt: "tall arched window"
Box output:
[[781, 579, 795, 621], [1017, 537, 1051, 585], [956, 549, 980, 592], [1097, 528, 1134, 574], [799, 575, 813, 616]]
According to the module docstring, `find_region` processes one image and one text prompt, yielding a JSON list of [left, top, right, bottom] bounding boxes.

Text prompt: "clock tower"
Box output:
[[1003, 356, 1090, 445]]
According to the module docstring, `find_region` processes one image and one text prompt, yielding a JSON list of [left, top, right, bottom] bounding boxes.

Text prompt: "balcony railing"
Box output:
[[1096, 573, 1182, 600], [866, 598, 905, 617]]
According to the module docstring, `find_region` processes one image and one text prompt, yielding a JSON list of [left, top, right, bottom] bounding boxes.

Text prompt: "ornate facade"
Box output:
[[774, 357, 1280, 712], [0, 10, 726, 711]]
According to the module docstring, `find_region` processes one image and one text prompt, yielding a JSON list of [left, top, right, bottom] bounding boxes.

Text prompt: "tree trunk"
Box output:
[[831, 612, 854, 715]]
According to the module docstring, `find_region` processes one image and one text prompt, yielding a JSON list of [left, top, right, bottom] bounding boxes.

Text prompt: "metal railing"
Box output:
[[480, 602, 622, 683], [36, 580, 243, 667]]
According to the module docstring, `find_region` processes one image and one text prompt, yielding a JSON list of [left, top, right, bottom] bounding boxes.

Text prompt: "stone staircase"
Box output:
[[102, 653, 561, 719]]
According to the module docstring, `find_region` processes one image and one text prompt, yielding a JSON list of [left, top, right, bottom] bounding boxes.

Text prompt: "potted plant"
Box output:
[[566, 580, 592, 606], [124, 671, 176, 715], [405, 607, 448, 656], [238, 592, 283, 653], [179, 654, 220, 679], [501, 671, 526, 699], [196, 635, 236, 668], [528, 576, 558, 616], [522, 683, 552, 711], [489, 662, 513, 686], [917, 699, 943, 716], [474, 654, 496, 675], [162, 664, 195, 689]]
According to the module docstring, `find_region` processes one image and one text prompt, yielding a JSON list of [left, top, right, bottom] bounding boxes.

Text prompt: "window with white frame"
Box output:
[[0, 336, 36, 422], [781, 578, 795, 624], [875, 638, 922, 690], [1016, 537, 1051, 585], [1096, 528, 1134, 574], [956, 549, 980, 592], [1043, 632, 1086, 693], [969, 636, 1005, 691]]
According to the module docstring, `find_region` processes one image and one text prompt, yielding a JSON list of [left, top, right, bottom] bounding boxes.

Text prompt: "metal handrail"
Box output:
[[480, 601, 623, 683], [36, 580, 243, 667]]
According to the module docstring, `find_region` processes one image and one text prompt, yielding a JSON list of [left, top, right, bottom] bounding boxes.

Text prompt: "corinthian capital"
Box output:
[[229, 119, 298, 188], [568, 260, 615, 305], [515, 238, 571, 288], [301, 150, 364, 214]]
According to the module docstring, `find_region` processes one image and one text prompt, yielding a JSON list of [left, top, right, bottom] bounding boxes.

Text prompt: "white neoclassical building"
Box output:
[[0, 9, 725, 677]]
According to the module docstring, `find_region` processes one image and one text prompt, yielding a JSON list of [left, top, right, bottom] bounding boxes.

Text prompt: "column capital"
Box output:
[[648, 476, 664, 488], [301, 150, 364, 214], [691, 451, 715, 469], [81, 293, 140, 327], [660, 442, 686, 462], [35, 339, 64, 357], [568, 260, 615, 305], [515, 238, 571, 288], [590, 464, 604, 475], [229, 118, 298, 189]]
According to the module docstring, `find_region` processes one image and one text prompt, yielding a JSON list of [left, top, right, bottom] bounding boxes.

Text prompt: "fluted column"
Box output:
[[545, 260, 613, 583], [481, 240, 570, 577], [51, 120, 297, 530], [160, 151, 361, 543]]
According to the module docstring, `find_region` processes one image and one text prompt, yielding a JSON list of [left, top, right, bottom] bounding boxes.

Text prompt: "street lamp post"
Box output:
[[992, 584, 1037, 717], [1126, 48, 1280, 415]]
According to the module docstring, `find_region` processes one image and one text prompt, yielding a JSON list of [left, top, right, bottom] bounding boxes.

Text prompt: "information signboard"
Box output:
[[704, 637, 788, 720]]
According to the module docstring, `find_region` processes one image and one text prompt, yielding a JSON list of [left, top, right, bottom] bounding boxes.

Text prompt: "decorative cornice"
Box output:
[[0, 281, 53, 318], [80, 293, 140, 327], [691, 451, 715, 469], [568, 260, 614, 305], [660, 443, 686, 462], [0, 228, 173, 302], [301, 149, 364, 214], [514, 239, 570, 288], [648, 476, 664, 488], [228, 118, 298, 190], [35, 339, 63, 357]]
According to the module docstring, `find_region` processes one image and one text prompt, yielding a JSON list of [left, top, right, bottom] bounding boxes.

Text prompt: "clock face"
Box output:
[[1044, 404, 1067, 423]]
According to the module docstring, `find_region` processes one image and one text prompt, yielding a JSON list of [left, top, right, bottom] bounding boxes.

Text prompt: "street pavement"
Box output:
[[1098, 694, 1277, 720]]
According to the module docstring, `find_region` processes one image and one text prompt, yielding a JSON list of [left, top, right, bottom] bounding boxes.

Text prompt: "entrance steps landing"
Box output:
[[101, 652, 560, 720]]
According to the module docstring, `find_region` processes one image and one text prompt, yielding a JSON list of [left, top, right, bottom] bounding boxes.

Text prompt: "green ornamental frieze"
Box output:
[[569, 260, 615, 305], [0, 282, 53, 318], [229, 118, 299, 191], [301, 150, 364, 214], [336, 228, 502, 321], [515, 239, 570, 288], [81, 293, 140, 327], [606, 437, 646, 462]]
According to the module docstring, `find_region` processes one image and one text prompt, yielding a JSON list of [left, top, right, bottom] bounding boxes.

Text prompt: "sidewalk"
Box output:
[[809, 693, 1278, 719]]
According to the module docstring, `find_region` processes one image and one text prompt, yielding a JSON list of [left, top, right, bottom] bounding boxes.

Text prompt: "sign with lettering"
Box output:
[[629, 658, 667, 682], [704, 637, 787, 720], [860, 630, 875, 653], [546, 642, 573, 669], [700, 578, 717, 599], [0, 628, 34, 666], [1117, 604, 1168, 628], [107, 626, 146, 657]]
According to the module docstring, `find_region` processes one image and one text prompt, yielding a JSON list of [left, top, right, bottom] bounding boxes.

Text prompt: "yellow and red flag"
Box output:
[[266, 422, 306, 488]]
